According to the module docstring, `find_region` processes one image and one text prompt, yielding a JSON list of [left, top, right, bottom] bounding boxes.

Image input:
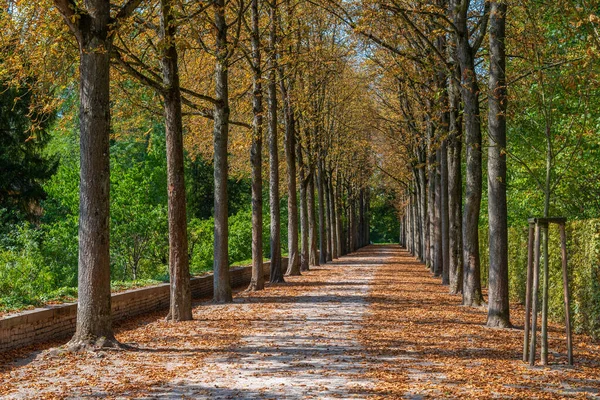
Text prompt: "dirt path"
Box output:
[[149, 251, 379, 399], [0, 248, 382, 399], [1, 245, 600, 399], [359, 246, 600, 399]]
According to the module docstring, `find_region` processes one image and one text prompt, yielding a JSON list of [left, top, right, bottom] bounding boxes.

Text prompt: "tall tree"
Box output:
[[453, 0, 489, 307], [247, 0, 265, 291], [308, 169, 319, 266], [212, 0, 233, 302], [52, 0, 143, 348], [284, 105, 300, 275], [111, 0, 195, 320], [317, 153, 327, 263], [268, 0, 284, 283], [447, 56, 463, 295], [486, 0, 511, 328], [297, 139, 310, 271], [160, 0, 192, 320]]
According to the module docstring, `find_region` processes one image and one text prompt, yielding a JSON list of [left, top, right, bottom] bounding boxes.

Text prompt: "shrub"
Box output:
[[0, 224, 54, 311]]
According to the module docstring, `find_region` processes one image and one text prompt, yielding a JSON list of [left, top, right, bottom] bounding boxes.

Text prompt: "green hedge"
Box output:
[[480, 219, 600, 339]]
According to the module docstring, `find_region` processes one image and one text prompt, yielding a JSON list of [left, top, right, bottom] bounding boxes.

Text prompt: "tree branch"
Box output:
[[180, 88, 218, 105], [470, 1, 490, 52], [112, 48, 165, 94], [114, 0, 145, 23], [52, 0, 82, 41], [182, 97, 252, 129]]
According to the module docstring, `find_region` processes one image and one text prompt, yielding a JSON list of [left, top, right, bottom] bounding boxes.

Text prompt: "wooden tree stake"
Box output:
[[526, 217, 573, 366], [559, 223, 574, 365], [523, 223, 535, 362], [541, 224, 550, 365], [529, 223, 541, 366]]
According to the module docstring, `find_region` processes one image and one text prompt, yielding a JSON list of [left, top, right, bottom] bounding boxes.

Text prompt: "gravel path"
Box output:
[[149, 248, 379, 399], [3, 245, 600, 399], [0, 247, 385, 399]]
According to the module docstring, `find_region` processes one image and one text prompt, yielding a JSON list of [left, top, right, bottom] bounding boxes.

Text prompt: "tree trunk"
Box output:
[[406, 197, 411, 250], [456, 1, 484, 307], [335, 175, 343, 256], [437, 0, 450, 287], [411, 190, 417, 255], [284, 109, 300, 276], [440, 139, 450, 286], [161, 0, 192, 320], [402, 214, 407, 248], [308, 170, 319, 266], [411, 172, 419, 256], [348, 186, 355, 252], [428, 131, 436, 274], [486, 1, 511, 327], [417, 159, 427, 262], [408, 192, 413, 253], [358, 191, 363, 248], [354, 195, 360, 250], [434, 149, 443, 278], [363, 189, 370, 246], [359, 189, 365, 247], [69, 2, 115, 348], [247, 0, 264, 291], [448, 53, 464, 295], [317, 156, 327, 263], [325, 171, 333, 261], [268, 1, 284, 283], [331, 176, 339, 258], [413, 168, 424, 261], [213, 0, 233, 302], [297, 142, 310, 272]]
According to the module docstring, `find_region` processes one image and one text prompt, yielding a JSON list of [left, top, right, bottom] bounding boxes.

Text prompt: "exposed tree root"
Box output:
[[246, 280, 265, 292]]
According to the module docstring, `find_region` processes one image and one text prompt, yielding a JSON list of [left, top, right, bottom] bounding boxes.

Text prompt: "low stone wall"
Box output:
[[0, 259, 285, 353]]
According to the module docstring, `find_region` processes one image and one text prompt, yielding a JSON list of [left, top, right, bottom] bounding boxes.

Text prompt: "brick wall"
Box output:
[[0, 259, 286, 353]]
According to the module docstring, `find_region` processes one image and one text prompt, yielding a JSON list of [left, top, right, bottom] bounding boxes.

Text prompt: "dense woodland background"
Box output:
[[0, 0, 599, 345]]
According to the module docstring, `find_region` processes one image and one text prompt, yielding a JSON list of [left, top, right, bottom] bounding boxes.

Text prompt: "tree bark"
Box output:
[[268, 0, 284, 283], [448, 49, 464, 295], [413, 168, 424, 261], [427, 125, 436, 274], [364, 187, 371, 246], [325, 170, 333, 261], [440, 139, 450, 285], [247, 0, 264, 291], [317, 156, 327, 263], [486, 1, 511, 327], [297, 141, 310, 272], [359, 191, 363, 248], [335, 175, 344, 256], [284, 106, 300, 276], [56, 0, 116, 348], [161, 0, 192, 320], [213, 0, 233, 302], [330, 175, 339, 258], [437, 0, 450, 287], [348, 186, 355, 252], [74, 16, 114, 346], [362, 189, 369, 246], [417, 155, 427, 262], [411, 190, 417, 255], [455, 0, 486, 307], [434, 148, 443, 278], [308, 169, 319, 266]]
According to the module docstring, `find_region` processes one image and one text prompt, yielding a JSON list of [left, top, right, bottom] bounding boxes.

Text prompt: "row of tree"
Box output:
[[2, 0, 376, 348], [352, 0, 597, 329]]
